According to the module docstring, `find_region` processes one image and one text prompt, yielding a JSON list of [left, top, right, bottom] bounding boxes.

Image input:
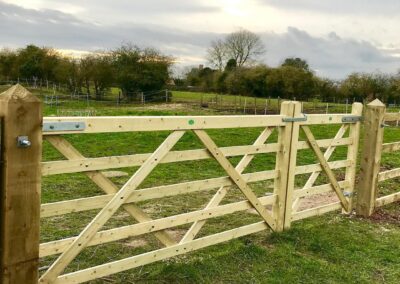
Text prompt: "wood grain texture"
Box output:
[[0, 85, 42, 284]]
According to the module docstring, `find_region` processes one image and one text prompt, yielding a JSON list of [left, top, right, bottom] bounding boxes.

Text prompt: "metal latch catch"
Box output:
[[282, 114, 307, 123], [342, 116, 363, 123]]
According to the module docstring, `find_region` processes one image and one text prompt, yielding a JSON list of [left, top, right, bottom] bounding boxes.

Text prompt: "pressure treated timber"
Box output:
[[43, 115, 285, 134], [41, 169, 277, 218], [378, 168, 400, 182], [45, 136, 177, 247], [180, 127, 274, 244], [302, 125, 350, 212], [40, 195, 276, 257], [0, 85, 42, 284], [384, 112, 400, 122], [382, 142, 400, 153], [342, 103, 363, 213], [292, 124, 348, 211], [375, 192, 400, 207], [356, 99, 386, 216], [291, 202, 342, 221], [39, 131, 185, 283], [194, 129, 276, 230], [53, 221, 269, 284], [42, 137, 352, 176], [292, 181, 350, 199]]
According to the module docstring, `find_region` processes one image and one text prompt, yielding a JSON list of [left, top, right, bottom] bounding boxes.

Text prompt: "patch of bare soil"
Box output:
[[124, 238, 148, 248], [368, 207, 400, 224], [166, 229, 187, 241], [298, 192, 339, 211], [101, 170, 129, 178], [135, 103, 188, 111]]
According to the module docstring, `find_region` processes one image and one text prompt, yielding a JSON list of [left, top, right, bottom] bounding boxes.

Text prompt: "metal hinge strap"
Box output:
[[43, 122, 86, 132]]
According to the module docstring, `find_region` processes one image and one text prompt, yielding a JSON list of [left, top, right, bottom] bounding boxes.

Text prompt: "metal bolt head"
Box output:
[[17, 136, 31, 148]]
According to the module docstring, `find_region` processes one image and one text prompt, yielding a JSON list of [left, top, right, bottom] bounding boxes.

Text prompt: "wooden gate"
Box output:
[[0, 85, 364, 283]]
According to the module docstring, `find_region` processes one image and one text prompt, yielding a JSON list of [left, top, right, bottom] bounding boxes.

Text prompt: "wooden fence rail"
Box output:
[[0, 85, 398, 283]]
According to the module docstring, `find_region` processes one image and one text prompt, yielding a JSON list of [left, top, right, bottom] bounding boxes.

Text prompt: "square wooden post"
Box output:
[[273, 101, 301, 231], [0, 85, 42, 283], [356, 99, 386, 217]]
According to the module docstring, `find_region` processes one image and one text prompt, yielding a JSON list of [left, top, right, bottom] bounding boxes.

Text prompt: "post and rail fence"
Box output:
[[0, 85, 398, 283]]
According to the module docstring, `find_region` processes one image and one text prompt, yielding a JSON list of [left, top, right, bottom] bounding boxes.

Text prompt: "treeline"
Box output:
[[2, 42, 400, 104], [181, 58, 400, 103], [0, 44, 172, 99]]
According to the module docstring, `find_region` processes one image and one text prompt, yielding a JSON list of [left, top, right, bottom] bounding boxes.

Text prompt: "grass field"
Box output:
[[1, 85, 398, 283]]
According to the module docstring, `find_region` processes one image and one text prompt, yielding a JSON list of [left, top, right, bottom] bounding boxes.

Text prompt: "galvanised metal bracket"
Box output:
[[43, 121, 86, 132], [343, 191, 353, 197], [282, 114, 307, 123], [342, 115, 363, 123]]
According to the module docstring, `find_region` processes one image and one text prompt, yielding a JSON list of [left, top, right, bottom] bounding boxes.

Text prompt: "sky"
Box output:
[[1, 0, 400, 78]]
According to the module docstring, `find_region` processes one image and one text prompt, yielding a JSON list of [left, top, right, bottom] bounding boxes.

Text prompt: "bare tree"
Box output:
[[207, 39, 227, 71], [224, 29, 265, 67]]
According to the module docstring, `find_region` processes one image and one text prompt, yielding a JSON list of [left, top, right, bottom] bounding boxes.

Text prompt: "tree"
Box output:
[[207, 29, 265, 69], [0, 48, 17, 80], [281, 57, 310, 71], [225, 58, 237, 72], [340, 73, 392, 102], [224, 29, 265, 66], [207, 39, 226, 71], [112, 44, 172, 99], [266, 66, 316, 100], [89, 54, 114, 100]]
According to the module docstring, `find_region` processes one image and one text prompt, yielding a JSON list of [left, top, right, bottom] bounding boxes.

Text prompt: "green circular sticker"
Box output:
[[188, 119, 195, 125]]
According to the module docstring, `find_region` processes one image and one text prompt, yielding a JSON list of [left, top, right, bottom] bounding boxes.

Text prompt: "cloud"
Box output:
[[0, 2, 218, 61], [259, 0, 400, 16], [262, 27, 400, 78], [1, 2, 399, 78]]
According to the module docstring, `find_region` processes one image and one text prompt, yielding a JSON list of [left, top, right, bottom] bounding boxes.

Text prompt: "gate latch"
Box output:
[[342, 116, 363, 123], [282, 114, 307, 123]]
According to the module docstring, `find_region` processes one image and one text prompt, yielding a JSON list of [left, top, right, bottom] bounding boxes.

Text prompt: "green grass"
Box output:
[[30, 88, 400, 283], [171, 91, 361, 114]]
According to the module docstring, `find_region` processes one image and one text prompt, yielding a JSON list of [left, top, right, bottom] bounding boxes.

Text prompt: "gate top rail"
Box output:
[[42, 113, 359, 135]]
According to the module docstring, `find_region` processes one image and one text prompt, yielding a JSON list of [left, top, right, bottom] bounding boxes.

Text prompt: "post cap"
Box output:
[[367, 99, 385, 107], [0, 84, 40, 102]]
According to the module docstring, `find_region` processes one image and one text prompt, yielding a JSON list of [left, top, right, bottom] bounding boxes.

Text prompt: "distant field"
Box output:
[[171, 91, 353, 114]]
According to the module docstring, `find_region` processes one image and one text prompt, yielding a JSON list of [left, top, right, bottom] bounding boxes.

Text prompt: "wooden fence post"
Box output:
[[356, 99, 386, 217], [0, 85, 42, 283], [274, 101, 301, 231]]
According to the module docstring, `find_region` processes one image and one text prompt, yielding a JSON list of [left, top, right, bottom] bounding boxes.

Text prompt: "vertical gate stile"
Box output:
[[343, 103, 363, 213], [274, 101, 301, 231]]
